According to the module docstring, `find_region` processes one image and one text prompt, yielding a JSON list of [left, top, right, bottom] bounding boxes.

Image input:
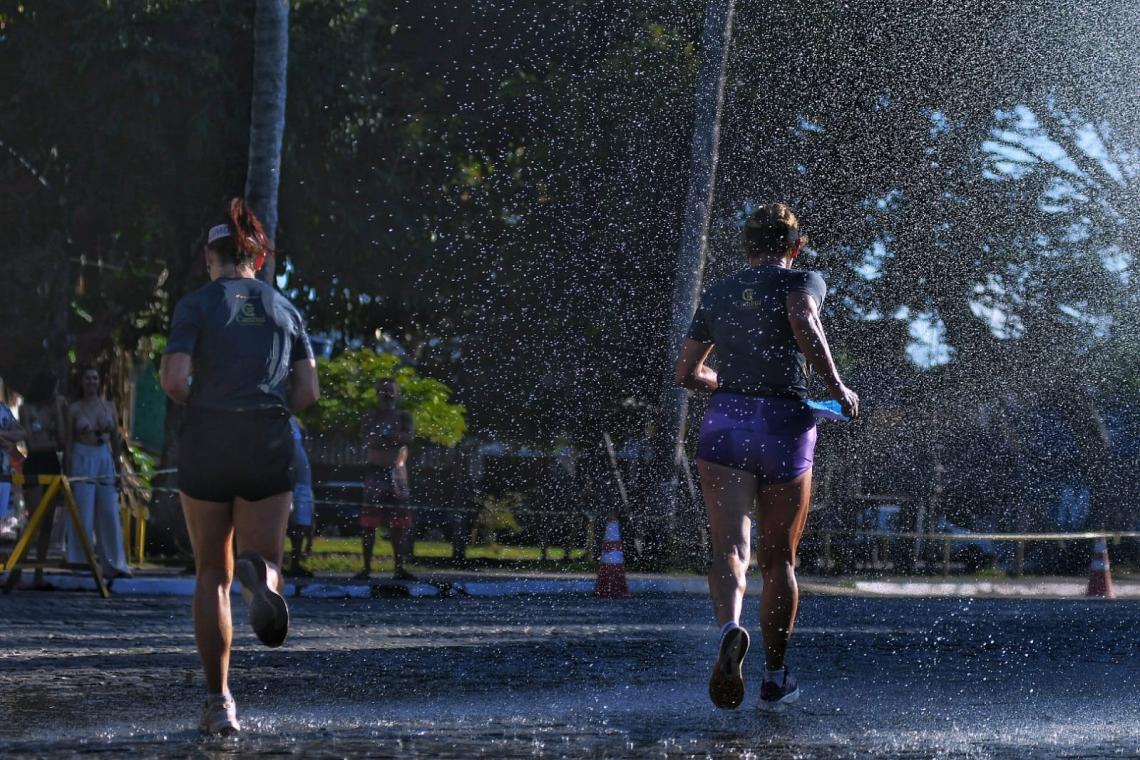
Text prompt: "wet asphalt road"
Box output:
[[0, 590, 1138, 758]]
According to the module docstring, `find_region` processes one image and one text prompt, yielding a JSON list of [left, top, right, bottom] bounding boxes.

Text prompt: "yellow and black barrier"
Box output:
[[0, 473, 110, 598], [119, 474, 148, 568]]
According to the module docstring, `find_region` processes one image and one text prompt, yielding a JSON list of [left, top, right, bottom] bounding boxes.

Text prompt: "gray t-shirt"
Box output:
[[165, 277, 314, 412], [686, 265, 827, 398]]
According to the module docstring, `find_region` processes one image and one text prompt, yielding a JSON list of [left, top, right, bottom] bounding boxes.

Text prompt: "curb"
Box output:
[[30, 575, 304, 597], [8, 574, 701, 598], [5, 572, 1137, 599]]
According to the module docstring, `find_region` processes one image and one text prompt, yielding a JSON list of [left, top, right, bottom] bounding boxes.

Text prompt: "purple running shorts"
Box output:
[[696, 393, 817, 484]]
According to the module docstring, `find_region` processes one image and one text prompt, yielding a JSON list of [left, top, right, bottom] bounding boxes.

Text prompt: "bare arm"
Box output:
[[674, 338, 718, 392], [159, 353, 192, 403], [288, 358, 320, 413], [0, 404, 25, 446], [395, 411, 415, 446], [0, 423, 25, 446], [786, 291, 859, 418]]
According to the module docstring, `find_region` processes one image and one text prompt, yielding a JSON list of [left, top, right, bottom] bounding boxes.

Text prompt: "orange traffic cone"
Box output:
[[594, 513, 630, 598], [1086, 539, 1115, 599]]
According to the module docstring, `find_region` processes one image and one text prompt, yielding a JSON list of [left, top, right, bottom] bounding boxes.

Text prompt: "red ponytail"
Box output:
[[226, 198, 273, 272]]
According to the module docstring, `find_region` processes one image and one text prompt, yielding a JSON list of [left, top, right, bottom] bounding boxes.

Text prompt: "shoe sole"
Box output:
[[199, 702, 241, 736], [759, 685, 801, 713], [708, 627, 749, 709], [200, 720, 241, 736], [235, 552, 289, 648]]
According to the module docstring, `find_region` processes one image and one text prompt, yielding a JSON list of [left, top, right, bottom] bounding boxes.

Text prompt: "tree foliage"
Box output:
[[304, 348, 466, 447], [3, 0, 1138, 480], [0, 0, 256, 388]]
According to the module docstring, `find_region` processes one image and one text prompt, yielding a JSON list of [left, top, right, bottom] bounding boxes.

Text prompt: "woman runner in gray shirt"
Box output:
[[160, 198, 320, 735], [676, 203, 858, 712]]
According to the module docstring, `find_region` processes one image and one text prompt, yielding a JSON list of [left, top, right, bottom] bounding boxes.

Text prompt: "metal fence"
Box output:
[[811, 529, 1140, 577]]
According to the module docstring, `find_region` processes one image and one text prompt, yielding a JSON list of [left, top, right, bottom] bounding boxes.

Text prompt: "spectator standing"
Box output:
[[676, 203, 858, 712], [11, 371, 66, 589], [159, 197, 319, 735], [285, 416, 315, 578], [65, 366, 131, 578], [356, 378, 416, 581], [0, 398, 26, 538]]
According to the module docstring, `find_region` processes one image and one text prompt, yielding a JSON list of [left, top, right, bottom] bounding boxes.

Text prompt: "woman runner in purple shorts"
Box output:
[[675, 203, 859, 712]]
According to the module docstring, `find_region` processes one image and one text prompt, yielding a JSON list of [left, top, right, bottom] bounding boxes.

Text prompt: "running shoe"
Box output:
[[392, 568, 418, 582], [199, 694, 240, 735], [759, 666, 800, 711], [708, 626, 750, 709], [235, 552, 289, 648]]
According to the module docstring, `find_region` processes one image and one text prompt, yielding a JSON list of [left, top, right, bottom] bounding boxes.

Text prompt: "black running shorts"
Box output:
[[178, 407, 294, 502], [23, 450, 63, 479]]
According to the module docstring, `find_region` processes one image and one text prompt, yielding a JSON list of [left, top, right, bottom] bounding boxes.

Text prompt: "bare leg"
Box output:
[[360, 529, 375, 575], [401, 527, 415, 572], [756, 470, 813, 670], [698, 460, 759, 627], [11, 484, 53, 587], [287, 525, 303, 571], [390, 527, 404, 573], [31, 488, 56, 586], [390, 527, 413, 574], [233, 492, 291, 594], [181, 496, 234, 695]]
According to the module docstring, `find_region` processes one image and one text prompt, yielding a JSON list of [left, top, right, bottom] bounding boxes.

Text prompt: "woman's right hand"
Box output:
[[832, 383, 860, 419]]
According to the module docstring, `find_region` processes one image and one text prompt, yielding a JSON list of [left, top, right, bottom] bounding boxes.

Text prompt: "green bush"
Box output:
[[304, 348, 466, 446]]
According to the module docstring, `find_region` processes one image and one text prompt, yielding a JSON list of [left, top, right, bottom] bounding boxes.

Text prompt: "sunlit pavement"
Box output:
[[0, 593, 1137, 758]]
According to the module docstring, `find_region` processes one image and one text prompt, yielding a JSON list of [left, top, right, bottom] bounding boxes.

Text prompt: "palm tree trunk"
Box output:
[[643, 0, 735, 565], [245, 0, 289, 283]]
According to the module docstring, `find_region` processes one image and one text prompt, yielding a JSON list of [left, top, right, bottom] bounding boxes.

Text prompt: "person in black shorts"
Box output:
[[160, 198, 320, 735], [7, 370, 66, 590], [676, 203, 858, 712]]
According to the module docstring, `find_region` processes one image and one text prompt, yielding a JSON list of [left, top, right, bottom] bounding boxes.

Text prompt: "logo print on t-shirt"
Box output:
[[738, 288, 761, 309], [236, 298, 267, 326]]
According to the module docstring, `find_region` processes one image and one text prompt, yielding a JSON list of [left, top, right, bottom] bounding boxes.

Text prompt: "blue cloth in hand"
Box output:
[[804, 399, 849, 422]]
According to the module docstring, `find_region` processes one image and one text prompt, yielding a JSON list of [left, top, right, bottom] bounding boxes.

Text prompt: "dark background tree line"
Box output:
[[2, 0, 1138, 564]]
